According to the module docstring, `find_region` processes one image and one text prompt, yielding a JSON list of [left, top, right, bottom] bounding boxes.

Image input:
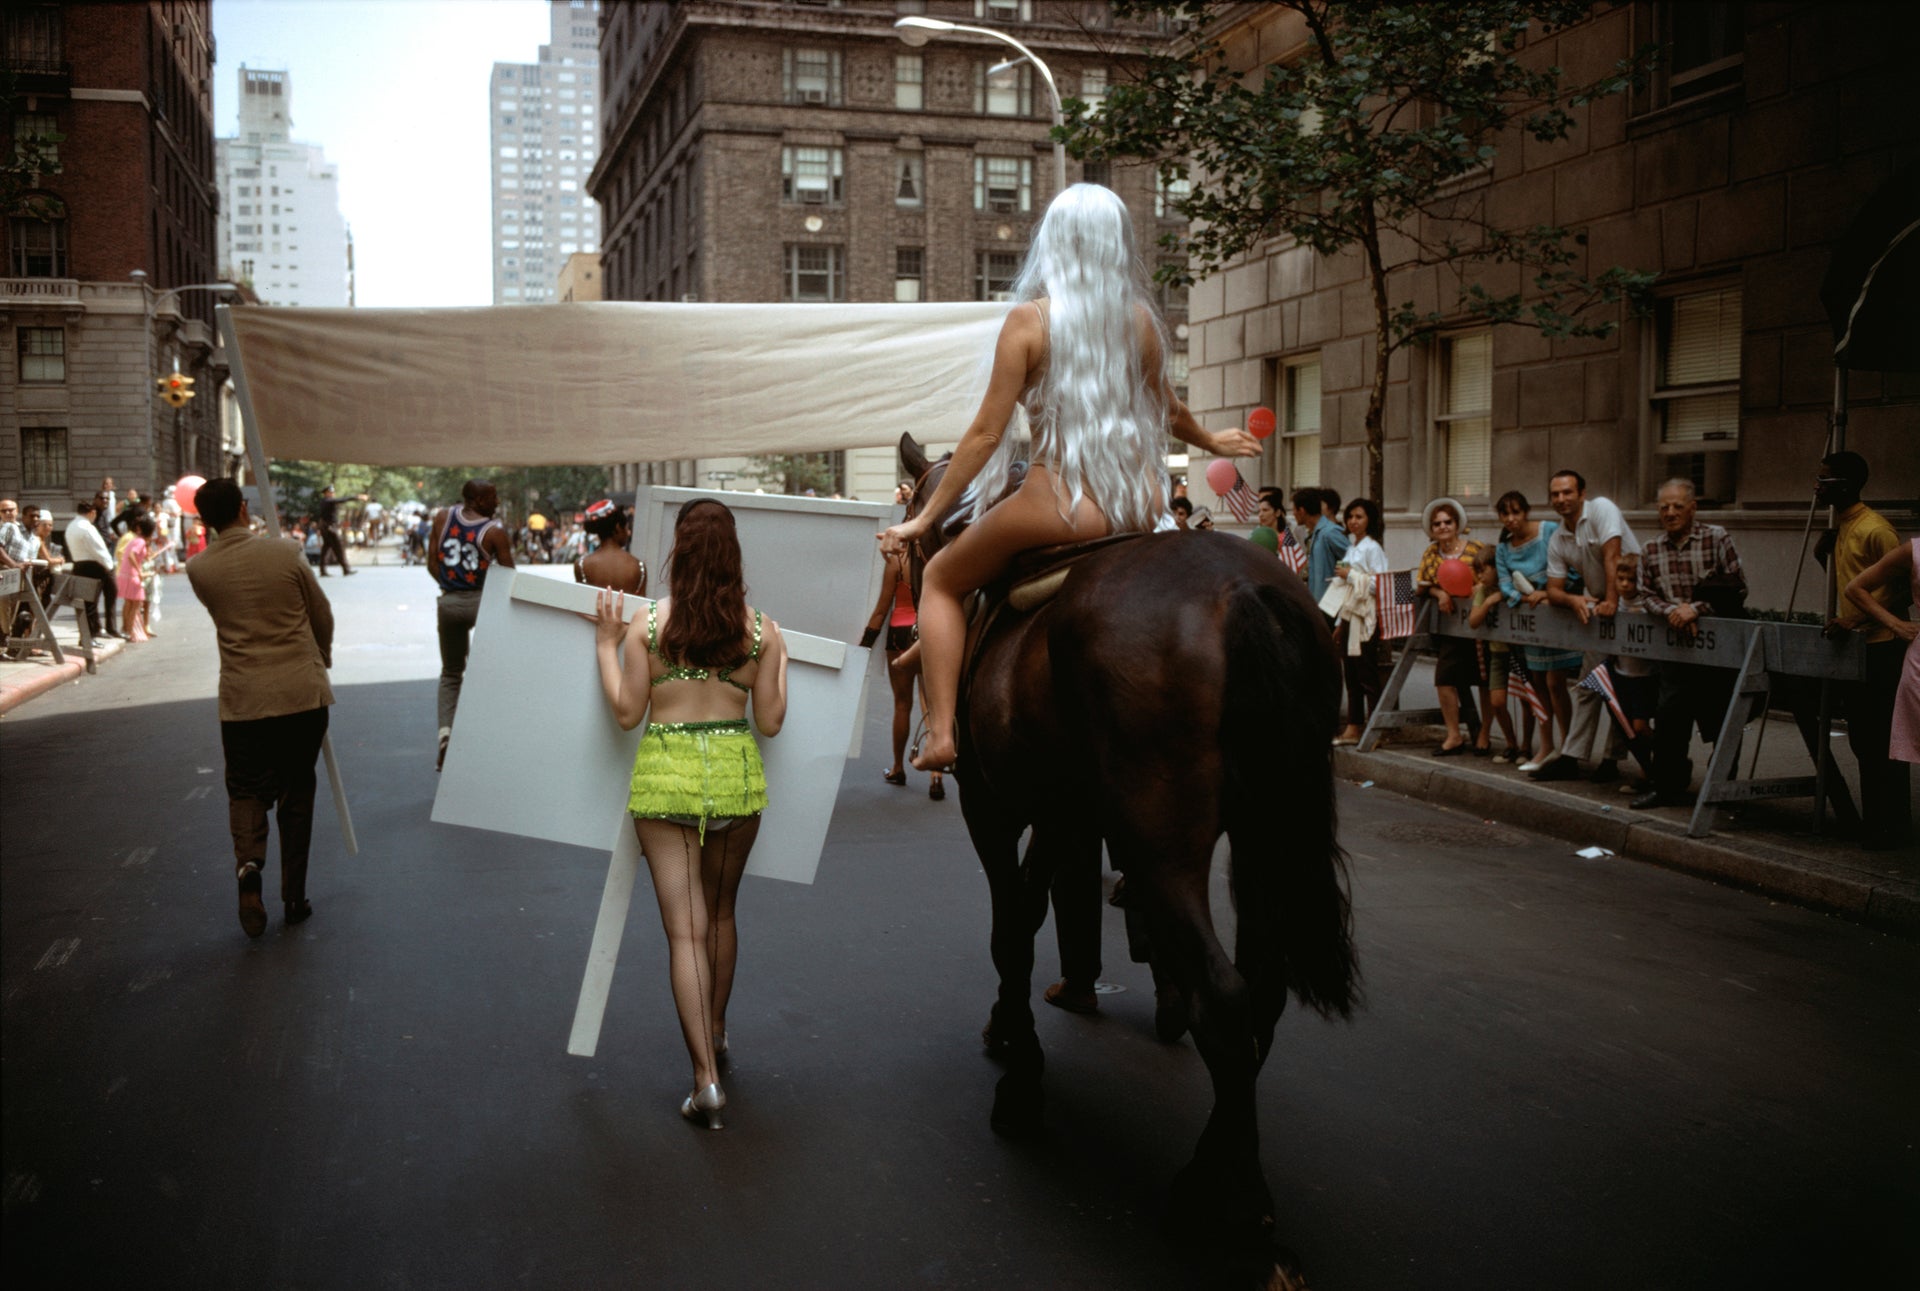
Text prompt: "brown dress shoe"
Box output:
[[237, 864, 267, 939], [1043, 979, 1098, 1014], [285, 899, 313, 927]]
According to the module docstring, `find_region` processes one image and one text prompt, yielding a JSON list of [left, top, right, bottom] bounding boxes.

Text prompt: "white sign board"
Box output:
[[633, 486, 897, 644], [431, 571, 868, 884]]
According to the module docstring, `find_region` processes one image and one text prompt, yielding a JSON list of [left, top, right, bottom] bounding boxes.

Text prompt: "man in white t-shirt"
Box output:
[[1532, 468, 1642, 783]]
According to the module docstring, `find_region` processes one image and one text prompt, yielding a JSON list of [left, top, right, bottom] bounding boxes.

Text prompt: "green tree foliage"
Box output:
[[266, 462, 607, 528], [2, 75, 66, 219], [745, 453, 843, 497], [1062, 0, 1659, 501]]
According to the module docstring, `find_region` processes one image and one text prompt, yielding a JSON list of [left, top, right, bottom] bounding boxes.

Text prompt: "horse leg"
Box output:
[[1121, 839, 1278, 1267], [966, 811, 1053, 1136]]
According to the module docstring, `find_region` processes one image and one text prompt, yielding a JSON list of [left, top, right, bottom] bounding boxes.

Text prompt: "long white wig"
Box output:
[[962, 183, 1170, 532]]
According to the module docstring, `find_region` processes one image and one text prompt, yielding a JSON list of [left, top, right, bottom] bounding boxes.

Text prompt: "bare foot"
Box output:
[[912, 734, 956, 771]]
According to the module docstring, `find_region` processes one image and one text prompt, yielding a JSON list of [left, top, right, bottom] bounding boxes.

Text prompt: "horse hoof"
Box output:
[[1264, 1247, 1310, 1291], [1154, 989, 1190, 1044], [982, 1018, 1012, 1058]]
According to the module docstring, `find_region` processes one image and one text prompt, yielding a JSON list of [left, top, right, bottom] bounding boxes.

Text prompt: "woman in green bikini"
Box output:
[[594, 499, 788, 1130]]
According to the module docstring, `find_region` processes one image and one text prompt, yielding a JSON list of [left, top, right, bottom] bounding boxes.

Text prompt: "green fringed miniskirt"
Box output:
[[628, 719, 768, 830]]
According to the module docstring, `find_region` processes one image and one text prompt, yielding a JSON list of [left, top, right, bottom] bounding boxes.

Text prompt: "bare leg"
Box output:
[[701, 815, 760, 1051], [913, 470, 1108, 771], [1437, 686, 1463, 746], [1488, 687, 1519, 750], [884, 647, 913, 778], [635, 818, 719, 1092], [1545, 668, 1574, 757]]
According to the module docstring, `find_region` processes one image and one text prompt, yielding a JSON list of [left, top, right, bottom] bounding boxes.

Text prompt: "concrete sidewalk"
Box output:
[[1337, 733, 1919, 936], [0, 600, 128, 716]]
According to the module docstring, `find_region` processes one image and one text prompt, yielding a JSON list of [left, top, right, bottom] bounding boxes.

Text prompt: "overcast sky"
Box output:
[[212, 0, 554, 308]]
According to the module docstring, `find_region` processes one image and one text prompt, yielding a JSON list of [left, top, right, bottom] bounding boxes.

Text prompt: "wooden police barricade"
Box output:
[[48, 570, 102, 673], [1360, 594, 1868, 839], [0, 565, 71, 669]]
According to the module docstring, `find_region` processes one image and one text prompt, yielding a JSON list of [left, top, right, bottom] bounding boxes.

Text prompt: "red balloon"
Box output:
[[174, 474, 206, 517], [1204, 458, 1241, 495], [1437, 557, 1474, 599], [1247, 407, 1276, 439]]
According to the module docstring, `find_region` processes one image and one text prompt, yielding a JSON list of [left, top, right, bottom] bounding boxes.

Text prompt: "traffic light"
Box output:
[[156, 371, 195, 408]]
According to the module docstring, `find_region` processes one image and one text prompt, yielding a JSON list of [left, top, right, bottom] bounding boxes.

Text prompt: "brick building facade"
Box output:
[[1184, 1, 1918, 609], [1, 1, 226, 516], [588, 0, 1188, 502]]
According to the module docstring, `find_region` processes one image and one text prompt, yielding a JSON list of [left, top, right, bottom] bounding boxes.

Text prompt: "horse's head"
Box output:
[[898, 432, 956, 606]]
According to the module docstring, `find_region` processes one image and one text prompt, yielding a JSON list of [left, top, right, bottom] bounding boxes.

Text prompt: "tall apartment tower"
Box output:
[[215, 66, 350, 307], [588, 1, 1186, 500], [1, 2, 229, 509], [490, 0, 602, 305]]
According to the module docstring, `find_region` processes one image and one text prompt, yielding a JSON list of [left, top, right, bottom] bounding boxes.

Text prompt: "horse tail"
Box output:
[[1221, 580, 1360, 1022]]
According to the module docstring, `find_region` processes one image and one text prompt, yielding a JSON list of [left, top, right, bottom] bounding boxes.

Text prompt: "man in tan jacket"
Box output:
[[186, 478, 335, 938]]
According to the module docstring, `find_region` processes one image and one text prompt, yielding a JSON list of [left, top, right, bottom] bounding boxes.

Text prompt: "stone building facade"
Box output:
[[589, 0, 1189, 502], [1184, 1, 1918, 609], [2, 1, 226, 516]]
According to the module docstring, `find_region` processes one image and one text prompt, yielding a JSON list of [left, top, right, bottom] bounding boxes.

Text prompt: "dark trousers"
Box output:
[[71, 559, 112, 633], [317, 524, 351, 574], [1339, 626, 1383, 727], [221, 707, 330, 901], [1851, 639, 1912, 843], [1049, 832, 1104, 986], [1652, 661, 1737, 797]]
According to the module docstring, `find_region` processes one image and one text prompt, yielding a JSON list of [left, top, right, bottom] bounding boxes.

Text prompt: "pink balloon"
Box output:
[[175, 474, 206, 517], [1204, 459, 1241, 495], [1437, 557, 1474, 598]]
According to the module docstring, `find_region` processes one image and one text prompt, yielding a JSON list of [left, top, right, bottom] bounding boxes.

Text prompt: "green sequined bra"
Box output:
[[646, 600, 763, 693]]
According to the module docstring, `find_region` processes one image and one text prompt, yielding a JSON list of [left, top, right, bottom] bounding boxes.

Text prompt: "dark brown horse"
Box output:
[[899, 434, 1359, 1285]]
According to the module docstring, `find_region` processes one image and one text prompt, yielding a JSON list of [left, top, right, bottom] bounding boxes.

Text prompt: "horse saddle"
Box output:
[[962, 532, 1150, 675]]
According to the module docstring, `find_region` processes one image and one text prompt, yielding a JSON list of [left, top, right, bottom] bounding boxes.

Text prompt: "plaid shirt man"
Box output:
[[1638, 520, 1745, 615]]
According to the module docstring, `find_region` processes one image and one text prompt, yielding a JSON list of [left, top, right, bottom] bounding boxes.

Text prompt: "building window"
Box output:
[[975, 0, 1032, 19], [975, 60, 1033, 116], [1435, 332, 1492, 501], [1170, 346, 1189, 404], [1155, 171, 1191, 218], [784, 49, 843, 106], [8, 214, 67, 276], [1082, 158, 1111, 188], [20, 426, 68, 491], [12, 113, 60, 171], [1077, 67, 1107, 114], [784, 244, 844, 301], [1654, 2, 1744, 106], [1156, 262, 1188, 314], [974, 156, 1032, 213], [1652, 285, 1742, 503], [1275, 358, 1322, 490], [17, 327, 64, 382], [895, 54, 924, 110], [895, 152, 924, 206], [895, 247, 924, 302], [975, 250, 1021, 301], [781, 146, 844, 205]]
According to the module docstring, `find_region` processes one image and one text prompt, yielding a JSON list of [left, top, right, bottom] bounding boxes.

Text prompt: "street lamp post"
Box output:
[[895, 16, 1066, 196]]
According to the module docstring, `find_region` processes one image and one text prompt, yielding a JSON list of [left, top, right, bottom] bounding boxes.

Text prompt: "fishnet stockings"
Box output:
[[635, 815, 760, 1090]]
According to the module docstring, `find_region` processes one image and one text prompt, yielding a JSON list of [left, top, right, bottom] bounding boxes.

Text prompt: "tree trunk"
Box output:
[[1361, 204, 1391, 507]]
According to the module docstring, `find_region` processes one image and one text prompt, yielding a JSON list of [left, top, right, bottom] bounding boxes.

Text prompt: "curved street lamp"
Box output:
[[894, 16, 1066, 195]]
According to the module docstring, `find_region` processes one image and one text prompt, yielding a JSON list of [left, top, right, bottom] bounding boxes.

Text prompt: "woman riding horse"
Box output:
[[878, 182, 1260, 771]]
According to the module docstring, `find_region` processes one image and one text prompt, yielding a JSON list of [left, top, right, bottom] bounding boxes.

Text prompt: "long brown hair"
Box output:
[[660, 499, 750, 668]]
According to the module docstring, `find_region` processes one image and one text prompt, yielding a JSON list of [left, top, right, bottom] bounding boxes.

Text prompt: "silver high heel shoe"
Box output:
[[680, 1082, 725, 1130]]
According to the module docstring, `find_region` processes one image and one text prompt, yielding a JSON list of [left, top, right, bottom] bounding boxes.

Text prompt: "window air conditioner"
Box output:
[[800, 188, 827, 204], [800, 88, 828, 105], [988, 197, 1017, 213]]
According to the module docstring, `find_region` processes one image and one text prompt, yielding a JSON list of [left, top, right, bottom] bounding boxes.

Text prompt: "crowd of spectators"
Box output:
[[1231, 450, 1914, 851]]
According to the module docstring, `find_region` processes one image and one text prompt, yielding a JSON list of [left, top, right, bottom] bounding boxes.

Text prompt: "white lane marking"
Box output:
[[129, 966, 172, 994], [34, 938, 79, 970], [184, 786, 212, 801], [122, 846, 156, 869]]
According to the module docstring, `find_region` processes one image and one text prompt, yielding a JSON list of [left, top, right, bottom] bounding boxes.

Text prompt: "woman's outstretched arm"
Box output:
[[595, 589, 653, 730]]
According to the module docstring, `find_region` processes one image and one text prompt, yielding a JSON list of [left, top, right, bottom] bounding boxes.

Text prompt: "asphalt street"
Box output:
[[3, 561, 1916, 1289]]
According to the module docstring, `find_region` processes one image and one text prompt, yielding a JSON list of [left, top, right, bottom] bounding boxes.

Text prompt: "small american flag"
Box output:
[[1509, 658, 1550, 725], [1277, 525, 1307, 575], [1213, 466, 1261, 524], [1375, 571, 1419, 640], [1577, 662, 1634, 733]]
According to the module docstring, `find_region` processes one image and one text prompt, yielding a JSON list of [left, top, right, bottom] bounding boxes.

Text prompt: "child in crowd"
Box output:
[[1609, 557, 1658, 788], [1467, 549, 1523, 761]]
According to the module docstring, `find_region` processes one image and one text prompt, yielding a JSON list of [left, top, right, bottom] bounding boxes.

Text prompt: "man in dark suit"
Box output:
[[315, 485, 354, 577], [186, 478, 336, 937]]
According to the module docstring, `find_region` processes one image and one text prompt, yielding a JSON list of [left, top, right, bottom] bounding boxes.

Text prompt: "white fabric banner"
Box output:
[[224, 301, 1006, 466]]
